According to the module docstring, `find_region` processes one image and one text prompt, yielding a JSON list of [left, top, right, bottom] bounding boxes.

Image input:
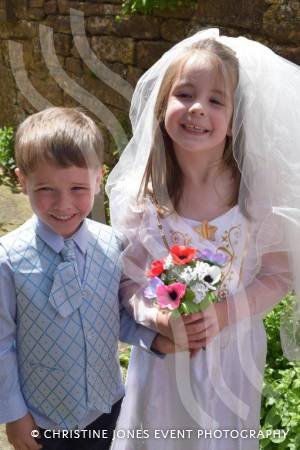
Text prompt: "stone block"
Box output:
[[76, 72, 129, 110], [0, 20, 38, 39], [0, 8, 6, 22], [29, 0, 45, 7], [104, 61, 127, 79], [46, 15, 71, 34], [86, 16, 115, 35], [113, 15, 161, 39], [263, 1, 300, 44], [91, 36, 134, 65], [58, 1, 121, 16], [45, 0, 57, 15], [0, 40, 9, 66], [0, 62, 18, 126], [154, 5, 195, 19], [65, 56, 83, 75], [161, 19, 188, 42], [27, 8, 46, 20], [126, 65, 142, 87], [136, 40, 171, 69], [11, 0, 28, 20], [194, 0, 266, 31], [17, 91, 37, 115], [53, 33, 72, 56], [30, 75, 63, 104]]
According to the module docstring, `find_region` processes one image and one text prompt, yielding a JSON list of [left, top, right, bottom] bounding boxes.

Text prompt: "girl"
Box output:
[[107, 29, 300, 450]]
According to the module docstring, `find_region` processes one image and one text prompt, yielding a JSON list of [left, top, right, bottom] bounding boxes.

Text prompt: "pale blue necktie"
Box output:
[[49, 239, 83, 318]]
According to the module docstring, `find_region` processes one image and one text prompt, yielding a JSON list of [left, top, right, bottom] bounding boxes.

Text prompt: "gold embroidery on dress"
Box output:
[[193, 221, 218, 241], [216, 225, 242, 300], [170, 231, 192, 246]]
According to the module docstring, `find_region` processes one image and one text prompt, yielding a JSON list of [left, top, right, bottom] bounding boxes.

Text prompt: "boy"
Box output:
[[0, 108, 169, 450]]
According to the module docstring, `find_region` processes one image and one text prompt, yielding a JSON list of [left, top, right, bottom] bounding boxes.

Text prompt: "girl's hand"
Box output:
[[6, 413, 42, 450], [156, 311, 190, 348], [182, 302, 229, 349]]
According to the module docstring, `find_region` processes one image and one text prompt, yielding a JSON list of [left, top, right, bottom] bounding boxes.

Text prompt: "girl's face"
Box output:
[[164, 54, 234, 159]]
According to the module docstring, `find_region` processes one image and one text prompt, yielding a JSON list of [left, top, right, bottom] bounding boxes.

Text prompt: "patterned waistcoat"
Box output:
[[1, 219, 124, 429]]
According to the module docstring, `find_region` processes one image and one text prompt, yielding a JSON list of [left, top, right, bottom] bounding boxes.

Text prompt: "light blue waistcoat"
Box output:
[[1, 219, 124, 429]]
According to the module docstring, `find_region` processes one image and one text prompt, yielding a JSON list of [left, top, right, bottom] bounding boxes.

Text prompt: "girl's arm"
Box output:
[[183, 251, 291, 348]]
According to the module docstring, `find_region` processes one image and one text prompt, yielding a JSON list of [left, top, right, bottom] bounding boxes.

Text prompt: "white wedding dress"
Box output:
[[112, 203, 267, 450]]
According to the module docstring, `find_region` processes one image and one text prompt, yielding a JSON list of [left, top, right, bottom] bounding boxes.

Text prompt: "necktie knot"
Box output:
[[49, 239, 82, 318], [61, 239, 76, 262]]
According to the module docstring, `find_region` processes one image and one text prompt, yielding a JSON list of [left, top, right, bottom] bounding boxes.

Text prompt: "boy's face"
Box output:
[[16, 161, 102, 238]]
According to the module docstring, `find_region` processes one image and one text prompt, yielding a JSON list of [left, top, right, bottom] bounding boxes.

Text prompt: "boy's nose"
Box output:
[[55, 192, 72, 208]]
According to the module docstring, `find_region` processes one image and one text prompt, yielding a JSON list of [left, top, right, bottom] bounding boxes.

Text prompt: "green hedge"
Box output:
[[0, 126, 16, 180], [261, 296, 300, 449], [121, 0, 197, 15]]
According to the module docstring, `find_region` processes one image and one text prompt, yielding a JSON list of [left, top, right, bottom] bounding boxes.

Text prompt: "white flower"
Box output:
[[194, 261, 211, 280], [193, 283, 209, 304], [164, 254, 174, 270], [179, 266, 197, 284], [202, 266, 222, 287]]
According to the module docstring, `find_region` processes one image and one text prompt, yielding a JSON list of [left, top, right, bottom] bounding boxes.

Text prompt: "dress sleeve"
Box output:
[[227, 250, 291, 324], [117, 201, 160, 330]]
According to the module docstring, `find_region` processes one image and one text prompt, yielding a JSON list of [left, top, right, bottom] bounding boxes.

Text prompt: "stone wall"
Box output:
[[0, 0, 299, 161]]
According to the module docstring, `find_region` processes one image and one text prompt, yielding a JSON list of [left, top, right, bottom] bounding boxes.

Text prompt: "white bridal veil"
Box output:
[[107, 28, 300, 359]]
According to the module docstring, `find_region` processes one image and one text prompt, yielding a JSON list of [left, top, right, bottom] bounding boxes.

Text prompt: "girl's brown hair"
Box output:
[[15, 107, 103, 175], [139, 39, 240, 215]]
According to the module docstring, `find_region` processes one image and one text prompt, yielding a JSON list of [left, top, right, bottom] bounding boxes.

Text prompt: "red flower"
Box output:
[[170, 245, 197, 265], [146, 259, 165, 277]]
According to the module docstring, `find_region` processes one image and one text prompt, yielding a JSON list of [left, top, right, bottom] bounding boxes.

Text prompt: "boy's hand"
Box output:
[[151, 334, 178, 354], [6, 413, 42, 450]]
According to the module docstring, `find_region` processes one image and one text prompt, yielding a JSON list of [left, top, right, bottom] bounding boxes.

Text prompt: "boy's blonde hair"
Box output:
[[15, 107, 103, 175], [140, 38, 240, 213]]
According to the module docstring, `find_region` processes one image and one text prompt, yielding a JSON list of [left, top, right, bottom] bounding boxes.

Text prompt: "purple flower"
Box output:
[[144, 277, 164, 299], [198, 248, 229, 266]]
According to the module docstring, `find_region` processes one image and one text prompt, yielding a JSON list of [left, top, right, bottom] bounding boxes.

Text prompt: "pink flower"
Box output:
[[156, 283, 186, 310]]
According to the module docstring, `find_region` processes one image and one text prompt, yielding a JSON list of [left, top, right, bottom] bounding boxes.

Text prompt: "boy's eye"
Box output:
[[72, 186, 88, 191], [37, 187, 53, 192]]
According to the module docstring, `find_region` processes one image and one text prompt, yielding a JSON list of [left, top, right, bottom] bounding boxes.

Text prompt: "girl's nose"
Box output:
[[189, 102, 205, 115]]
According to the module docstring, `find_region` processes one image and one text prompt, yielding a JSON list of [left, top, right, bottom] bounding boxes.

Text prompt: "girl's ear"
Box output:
[[15, 168, 28, 194]]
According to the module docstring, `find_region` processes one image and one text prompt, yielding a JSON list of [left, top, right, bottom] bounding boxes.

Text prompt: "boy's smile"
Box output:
[[16, 161, 101, 238]]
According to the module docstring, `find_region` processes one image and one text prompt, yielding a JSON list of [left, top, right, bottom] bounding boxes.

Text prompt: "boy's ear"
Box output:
[[15, 168, 28, 194], [94, 167, 103, 194]]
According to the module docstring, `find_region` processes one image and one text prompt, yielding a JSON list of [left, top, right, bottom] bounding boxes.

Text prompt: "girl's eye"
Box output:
[[176, 92, 192, 99], [210, 98, 224, 106], [72, 187, 87, 191]]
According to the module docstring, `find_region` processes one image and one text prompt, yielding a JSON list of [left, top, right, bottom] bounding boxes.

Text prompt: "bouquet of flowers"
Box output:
[[144, 245, 228, 317]]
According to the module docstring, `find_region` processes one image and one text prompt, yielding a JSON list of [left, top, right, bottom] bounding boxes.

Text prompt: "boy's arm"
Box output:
[[0, 245, 28, 424], [119, 302, 163, 352]]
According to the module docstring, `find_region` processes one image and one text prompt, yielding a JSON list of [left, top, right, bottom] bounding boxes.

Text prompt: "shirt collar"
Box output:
[[33, 216, 88, 255]]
